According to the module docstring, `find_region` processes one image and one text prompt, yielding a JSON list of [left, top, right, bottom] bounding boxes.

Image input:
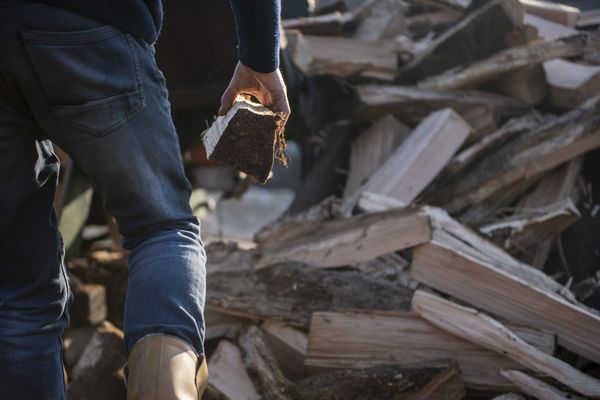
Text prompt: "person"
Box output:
[[0, 0, 289, 398]]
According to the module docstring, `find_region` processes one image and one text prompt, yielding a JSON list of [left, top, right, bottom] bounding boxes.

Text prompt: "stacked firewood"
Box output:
[[62, 0, 600, 399], [201, 0, 600, 399]]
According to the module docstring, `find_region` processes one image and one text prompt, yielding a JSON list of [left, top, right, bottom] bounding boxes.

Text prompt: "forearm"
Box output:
[[229, 0, 281, 73]]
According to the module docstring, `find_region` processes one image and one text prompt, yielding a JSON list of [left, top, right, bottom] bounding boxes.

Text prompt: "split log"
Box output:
[[282, 11, 356, 35], [287, 31, 397, 81], [446, 112, 545, 175], [544, 58, 600, 108], [205, 241, 256, 275], [487, 65, 547, 105], [262, 320, 308, 380], [202, 97, 284, 183], [353, 0, 407, 41], [239, 326, 291, 400], [501, 370, 586, 400], [207, 340, 261, 400], [399, 0, 524, 81], [342, 109, 471, 211], [524, 13, 578, 40], [520, 0, 580, 27], [289, 361, 465, 400], [68, 322, 127, 400], [256, 196, 342, 244], [479, 197, 580, 254], [409, 234, 600, 364], [207, 263, 414, 327], [355, 84, 527, 136], [257, 208, 430, 268], [425, 206, 575, 296], [71, 283, 107, 326], [343, 114, 410, 197], [432, 95, 600, 214], [418, 34, 600, 91], [305, 310, 555, 390], [497, 158, 582, 267], [412, 290, 600, 398]]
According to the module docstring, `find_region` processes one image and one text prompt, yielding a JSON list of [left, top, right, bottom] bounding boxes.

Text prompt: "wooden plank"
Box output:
[[343, 109, 471, 210], [262, 320, 308, 380], [289, 361, 466, 400], [355, 84, 527, 136], [409, 238, 600, 364], [520, 0, 580, 26], [257, 208, 430, 268], [399, 0, 524, 81], [287, 31, 397, 81], [501, 370, 586, 400], [207, 340, 261, 400], [418, 34, 600, 91], [343, 114, 410, 198], [412, 290, 600, 398], [433, 96, 600, 214], [207, 263, 414, 328], [544, 58, 600, 108], [305, 310, 555, 390]]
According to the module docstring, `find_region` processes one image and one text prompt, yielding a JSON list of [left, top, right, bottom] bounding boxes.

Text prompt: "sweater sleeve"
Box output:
[[229, 0, 281, 73]]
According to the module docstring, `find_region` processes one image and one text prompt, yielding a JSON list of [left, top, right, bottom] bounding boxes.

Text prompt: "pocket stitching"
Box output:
[[21, 29, 146, 137]]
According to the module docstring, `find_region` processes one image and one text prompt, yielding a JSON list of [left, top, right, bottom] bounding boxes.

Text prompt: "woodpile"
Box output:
[[61, 0, 600, 398]]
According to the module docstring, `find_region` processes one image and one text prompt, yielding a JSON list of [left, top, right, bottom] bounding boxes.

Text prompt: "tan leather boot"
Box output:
[[126, 334, 208, 400]]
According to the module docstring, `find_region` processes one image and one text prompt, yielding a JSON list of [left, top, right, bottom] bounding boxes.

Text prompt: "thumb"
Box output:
[[218, 86, 237, 116]]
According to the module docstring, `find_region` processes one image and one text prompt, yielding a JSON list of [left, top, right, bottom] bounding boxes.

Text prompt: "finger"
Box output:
[[218, 86, 237, 116]]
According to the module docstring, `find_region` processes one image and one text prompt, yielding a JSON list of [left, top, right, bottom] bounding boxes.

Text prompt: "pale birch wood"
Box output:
[[257, 208, 430, 268], [501, 370, 586, 400], [207, 340, 261, 400], [262, 321, 308, 380], [342, 109, 471, 211], [412, 290, 600, 398], [287, 31, 397, 81], [305, 310, 555, 390], [410, 238, 600, 365], [344, 114, 410, 197]]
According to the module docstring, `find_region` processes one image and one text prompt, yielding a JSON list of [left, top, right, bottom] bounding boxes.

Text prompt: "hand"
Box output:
[[219, 62, 290, 125]]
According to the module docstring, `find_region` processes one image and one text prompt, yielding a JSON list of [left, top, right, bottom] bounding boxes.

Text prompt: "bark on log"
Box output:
[[207, 263, 414, 328]]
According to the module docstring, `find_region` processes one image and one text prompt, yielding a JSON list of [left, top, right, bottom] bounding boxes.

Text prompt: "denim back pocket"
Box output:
[[21, 26, 145, 136]]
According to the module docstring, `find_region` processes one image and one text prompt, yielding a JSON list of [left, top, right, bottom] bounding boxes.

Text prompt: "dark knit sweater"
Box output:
[[31, 0, 281, 73]]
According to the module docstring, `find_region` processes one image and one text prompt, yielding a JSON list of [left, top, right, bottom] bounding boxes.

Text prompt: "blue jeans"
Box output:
[[0, 2, 206, 398]]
